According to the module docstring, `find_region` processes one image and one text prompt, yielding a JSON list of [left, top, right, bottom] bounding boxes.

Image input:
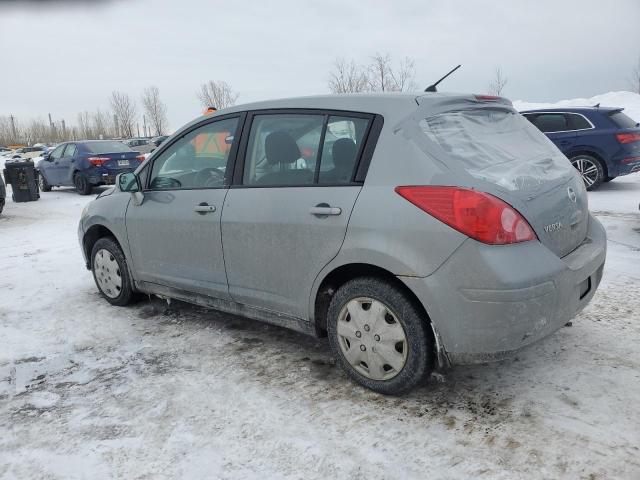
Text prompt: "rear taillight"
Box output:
[[616, 132, 640, 144], [395, 186, 537, 245], [88, 156, 110, 166], [136, 155, 146, 162]]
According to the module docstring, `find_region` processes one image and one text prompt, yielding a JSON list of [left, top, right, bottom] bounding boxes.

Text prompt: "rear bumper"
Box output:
[[614, 159, 640, 176], [87, 168, 136, 185], [401, 214, 606, 365]]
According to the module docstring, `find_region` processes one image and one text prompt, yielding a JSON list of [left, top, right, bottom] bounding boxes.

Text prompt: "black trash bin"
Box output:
[[3, 159, 40, 202]]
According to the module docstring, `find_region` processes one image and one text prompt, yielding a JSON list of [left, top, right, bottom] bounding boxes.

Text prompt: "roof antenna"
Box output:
[[425, 64, 462, 92], [593, 103, 600, 108]]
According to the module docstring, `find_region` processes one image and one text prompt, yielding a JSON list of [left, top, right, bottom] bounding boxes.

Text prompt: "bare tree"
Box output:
[[24, 118, 49, 145], [91, 109, 112, 139], [141, 86, 168, 136], [487, 67, 508, 96], [196, 80, 239, 110], [630, 55, 640, 94], [328, 58, 369, 93], [77, 111, 94, 139], [368, 53, 417, 92], [109, 91, 137, 138]]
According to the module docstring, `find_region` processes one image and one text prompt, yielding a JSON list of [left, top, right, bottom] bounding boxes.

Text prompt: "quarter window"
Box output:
[[567, 113, 592, 130], [148, 117, 239, 190]]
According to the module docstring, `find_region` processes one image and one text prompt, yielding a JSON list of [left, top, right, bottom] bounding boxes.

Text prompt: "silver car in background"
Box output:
[[78, 93, 606, 394]]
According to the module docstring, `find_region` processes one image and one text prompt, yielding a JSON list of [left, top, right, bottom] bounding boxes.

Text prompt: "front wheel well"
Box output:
[[313, 263, 432, 338], [83, 225, 118, 268]]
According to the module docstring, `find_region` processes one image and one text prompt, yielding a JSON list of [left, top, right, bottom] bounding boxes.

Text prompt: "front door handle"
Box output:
[[194, 202, 216, 214], [309, 205, 342, 216]]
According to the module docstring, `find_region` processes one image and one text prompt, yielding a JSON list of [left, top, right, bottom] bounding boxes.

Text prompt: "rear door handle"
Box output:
[[194, 202, 216, 214], [309, 205, 342, 216]]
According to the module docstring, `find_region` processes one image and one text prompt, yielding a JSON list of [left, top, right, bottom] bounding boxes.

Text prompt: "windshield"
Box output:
[[417, 108, 574, 191], [85, 141, 133, 154]]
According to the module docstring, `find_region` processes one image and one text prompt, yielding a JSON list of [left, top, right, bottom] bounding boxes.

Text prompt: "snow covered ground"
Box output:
[[1, 92, 640, 479], [0, 177, 639, 480]]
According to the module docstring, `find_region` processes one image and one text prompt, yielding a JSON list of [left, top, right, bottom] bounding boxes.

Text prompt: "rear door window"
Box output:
[[530, 113, 569, 133], [418, 108, 574, 191], [242, 114, 324, 186], [242, 113, 372, 186]]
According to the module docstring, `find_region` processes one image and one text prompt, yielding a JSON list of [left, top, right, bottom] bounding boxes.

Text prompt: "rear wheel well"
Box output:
[[313, 263, 432, 338], [570, 150, 608, 177], [83, 225, 118, 268]]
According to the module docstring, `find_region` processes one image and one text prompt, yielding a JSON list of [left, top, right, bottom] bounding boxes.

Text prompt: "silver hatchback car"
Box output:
[[79, 93, 606, 394]]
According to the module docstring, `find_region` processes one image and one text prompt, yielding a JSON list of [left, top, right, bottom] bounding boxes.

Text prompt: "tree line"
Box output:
[[5, 52, 638, 147]]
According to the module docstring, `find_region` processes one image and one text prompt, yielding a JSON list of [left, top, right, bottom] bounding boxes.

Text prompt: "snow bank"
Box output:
[[513, 91, 640, 122]]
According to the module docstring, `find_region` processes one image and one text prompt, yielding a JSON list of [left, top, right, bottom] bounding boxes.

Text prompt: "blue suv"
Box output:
[[37, 140, 142, 195], [521, 107, 640, 189]]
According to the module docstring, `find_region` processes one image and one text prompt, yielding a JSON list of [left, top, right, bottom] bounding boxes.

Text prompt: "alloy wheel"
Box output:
[[571, 157, 600, 188]]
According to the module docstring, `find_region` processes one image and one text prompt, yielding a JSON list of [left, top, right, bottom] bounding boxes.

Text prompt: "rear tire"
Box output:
[[91, 237, 136, 306], [570, 154, 604, 190], [327, 277, 433, 395], [74, 173, 93, 195], [38, 171, 52, 192]]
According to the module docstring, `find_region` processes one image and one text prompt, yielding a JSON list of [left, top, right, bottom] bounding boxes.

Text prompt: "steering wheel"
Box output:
[[194, 168, 225, 188], [150, 176, 181, 190]]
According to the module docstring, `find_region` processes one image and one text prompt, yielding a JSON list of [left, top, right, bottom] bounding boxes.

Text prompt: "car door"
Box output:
[[221, 111, 374, 319], [57, 143, 77, 186], [525, 112, 576, 154], [42, 144, 66, 184], [125, 114, 243, 299]]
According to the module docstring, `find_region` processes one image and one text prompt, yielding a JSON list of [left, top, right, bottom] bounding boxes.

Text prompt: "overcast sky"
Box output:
[[1, 0, 639, 131]]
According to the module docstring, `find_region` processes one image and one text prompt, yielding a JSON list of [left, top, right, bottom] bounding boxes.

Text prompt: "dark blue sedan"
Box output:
[[37, 140, 143, 195], [521, 107, 640, 189]]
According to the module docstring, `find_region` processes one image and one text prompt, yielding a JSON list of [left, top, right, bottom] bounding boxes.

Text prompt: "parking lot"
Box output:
[[1, 176, 639, 479]]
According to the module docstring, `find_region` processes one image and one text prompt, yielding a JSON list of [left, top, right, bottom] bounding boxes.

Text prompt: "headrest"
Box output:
[[332, 138, 357, 168], [265, 131, 300, 165]]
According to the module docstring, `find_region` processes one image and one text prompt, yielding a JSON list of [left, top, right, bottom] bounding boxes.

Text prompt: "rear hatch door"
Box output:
[[412, 94, 588, 258]]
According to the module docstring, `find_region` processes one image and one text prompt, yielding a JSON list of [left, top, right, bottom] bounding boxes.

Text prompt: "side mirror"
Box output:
[[118, 172, 140, 192]]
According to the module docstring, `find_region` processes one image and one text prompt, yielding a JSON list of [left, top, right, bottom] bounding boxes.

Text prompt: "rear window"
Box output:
[[84, 141, 133, 154], [609, 111, 638, 129], [418, 108, 574, 191]]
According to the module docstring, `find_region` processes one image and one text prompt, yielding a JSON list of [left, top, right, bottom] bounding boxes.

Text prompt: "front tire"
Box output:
[[327, 277, 433, 395], [570, 154, 604, 190], [91, 237, 136, 306], [38, 171, 52, 192], [74, 173, 93, 195]]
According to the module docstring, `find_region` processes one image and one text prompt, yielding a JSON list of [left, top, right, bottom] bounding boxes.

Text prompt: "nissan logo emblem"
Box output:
[[567, 187, 577, 203]]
